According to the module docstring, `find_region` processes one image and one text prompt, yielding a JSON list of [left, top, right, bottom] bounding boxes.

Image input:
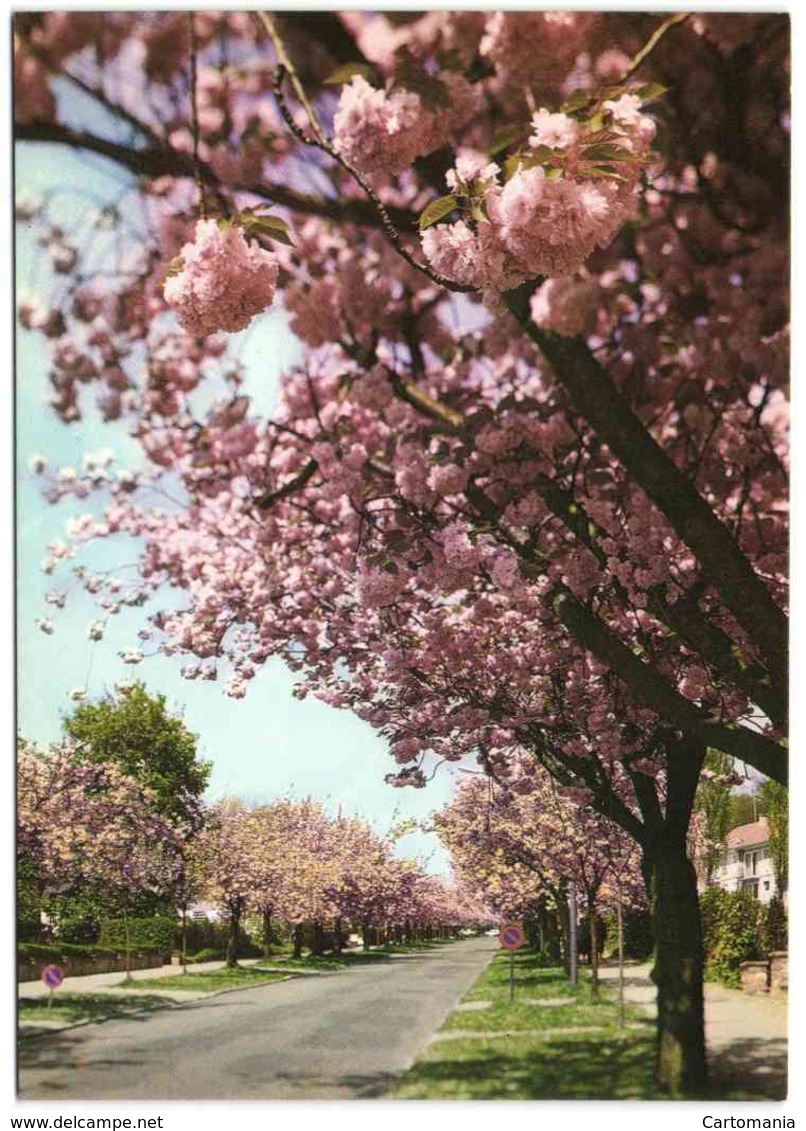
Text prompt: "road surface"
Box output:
[[19, 938, 496, 1100]]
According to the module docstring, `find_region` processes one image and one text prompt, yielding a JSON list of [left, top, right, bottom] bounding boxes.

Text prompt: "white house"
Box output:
[[708, 818, 778, 904]]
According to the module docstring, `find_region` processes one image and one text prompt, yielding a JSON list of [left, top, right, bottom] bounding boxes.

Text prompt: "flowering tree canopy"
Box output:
[[17, 739, 182, 907], [436, 759, 644, 919]]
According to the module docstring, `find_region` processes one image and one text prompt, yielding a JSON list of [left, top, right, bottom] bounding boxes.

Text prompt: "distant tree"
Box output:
[[760, 781, 788, 896], [64, 682, 210, 829], [693, 750, 735, 884], [728, 793, 765, 831]]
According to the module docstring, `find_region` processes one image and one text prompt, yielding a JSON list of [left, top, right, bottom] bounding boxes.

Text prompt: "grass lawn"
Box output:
[[396, 951, 661, 1100], [19, 993, 170, 1028], [121, 966, 289, 993]]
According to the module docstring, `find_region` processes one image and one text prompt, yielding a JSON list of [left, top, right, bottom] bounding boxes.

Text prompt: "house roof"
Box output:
[[726, 818, 769, 849]]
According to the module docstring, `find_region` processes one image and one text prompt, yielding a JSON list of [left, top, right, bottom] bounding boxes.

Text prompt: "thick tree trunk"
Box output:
[[292, 922, 304, 959], [362, 920, 371, 951], [262, 906, 273, 960], [643, 832, 707, 1094], [588, 896, 600, 999], [312, 919, 326, 956], [333, 917, 343, 952], [226, 901, 242, 968]]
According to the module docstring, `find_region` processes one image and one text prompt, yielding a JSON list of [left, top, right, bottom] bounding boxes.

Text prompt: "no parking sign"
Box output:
[[498, 922, 525, 950], [498, 923, 524, 1001], [41, 964, 64, 1008]]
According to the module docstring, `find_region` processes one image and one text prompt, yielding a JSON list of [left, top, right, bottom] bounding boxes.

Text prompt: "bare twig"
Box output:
[[624, 12, 692, 80]]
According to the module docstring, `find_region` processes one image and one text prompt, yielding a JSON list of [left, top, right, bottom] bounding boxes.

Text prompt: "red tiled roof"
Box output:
[[726, 818, 769, 849]]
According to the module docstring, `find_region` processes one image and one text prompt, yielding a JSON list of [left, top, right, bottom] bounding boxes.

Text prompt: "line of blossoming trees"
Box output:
[[15, 10, 787, 1094], [17, 738, 491, 965]]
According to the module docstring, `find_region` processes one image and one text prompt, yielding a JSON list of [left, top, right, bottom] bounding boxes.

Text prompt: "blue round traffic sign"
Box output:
[[41, 964, 64, 989], [498, 923, 526, 950]]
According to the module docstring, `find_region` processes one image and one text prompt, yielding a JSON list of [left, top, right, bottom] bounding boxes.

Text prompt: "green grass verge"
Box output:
[[397, 1027, 662, 1100], [19, 993, 170, 1027], [119, 966, 288, 993], [396, 952, 658, 1100]]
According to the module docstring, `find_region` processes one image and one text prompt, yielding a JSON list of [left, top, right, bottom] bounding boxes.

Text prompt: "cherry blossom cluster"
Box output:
[[333, 71, 479, 178], [163, 218, 279, 337], [422, 93, 657, 293]]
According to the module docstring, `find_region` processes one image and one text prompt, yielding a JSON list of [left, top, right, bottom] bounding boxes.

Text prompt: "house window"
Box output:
[[742, 879, 759, 899], [764, 881, 771, 891], [744, 850, 760, 877]]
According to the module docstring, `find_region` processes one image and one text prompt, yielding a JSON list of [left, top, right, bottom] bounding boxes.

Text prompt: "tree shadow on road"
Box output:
[[708, 1036, 787, 1100]]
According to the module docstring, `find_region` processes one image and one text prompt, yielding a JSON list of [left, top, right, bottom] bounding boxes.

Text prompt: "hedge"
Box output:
[[700, 888, 765, 987], [98, 916, 177, 956], [19, 941, 121, 961], [180, 918, 261, 958]]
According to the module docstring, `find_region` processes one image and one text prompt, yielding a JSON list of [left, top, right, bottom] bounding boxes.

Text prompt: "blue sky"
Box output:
[[15, 136, 456, 874]]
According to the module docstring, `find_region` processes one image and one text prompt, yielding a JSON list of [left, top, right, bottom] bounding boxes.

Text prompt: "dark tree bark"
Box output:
[[587, 896, 600, 999], [640, 742, 708, 1095], [261, 906, 273, 960], [643, 835, 707, 1094], [311, 919, 326, 956], [292, 922, 304, 959], [226, 899, 243, 968]]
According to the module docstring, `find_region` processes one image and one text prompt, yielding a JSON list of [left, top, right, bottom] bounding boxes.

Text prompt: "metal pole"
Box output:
[[510, 949, 515, 1002], [617, 891, 625, 1029], [569, 882, 578, 988]]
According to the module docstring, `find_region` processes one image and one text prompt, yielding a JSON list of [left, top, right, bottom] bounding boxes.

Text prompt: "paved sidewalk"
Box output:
[[599, 962, 787, 1098], [18, 958, 233, 999]]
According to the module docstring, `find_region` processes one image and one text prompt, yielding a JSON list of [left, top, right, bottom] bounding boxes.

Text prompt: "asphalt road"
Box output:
[[19, 937, 497, 1100]]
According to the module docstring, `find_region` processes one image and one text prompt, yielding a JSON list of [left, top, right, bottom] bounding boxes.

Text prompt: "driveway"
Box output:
[[19, 938, 497, 1100]]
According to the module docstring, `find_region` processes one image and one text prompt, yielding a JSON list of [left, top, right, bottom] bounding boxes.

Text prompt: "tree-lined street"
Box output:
[[19, 938, 496, 1100]]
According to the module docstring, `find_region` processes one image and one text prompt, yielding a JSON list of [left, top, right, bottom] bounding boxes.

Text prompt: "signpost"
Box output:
[[41, 964, 65, 1010], [498, 922, 526, 1002], [568, 883, 578, 988]]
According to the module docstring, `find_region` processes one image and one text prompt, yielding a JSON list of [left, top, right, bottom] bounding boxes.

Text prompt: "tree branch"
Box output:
[[505, 288, 788, 695], [551, 584, 787, 785], [14, 121, 418, 231]]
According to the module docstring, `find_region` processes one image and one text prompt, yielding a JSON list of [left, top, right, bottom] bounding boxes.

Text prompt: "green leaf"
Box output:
[[634, 82, 670, 104], [582, 142, 642, 163], [241, 213, 294, 246], [163, 256, 183, 279], [527, 144, 558, 165], [489, 123, 527, 155], [418, 194, 460, 231], [323, 62, 379, 87], [503, 149, 559, 181], [588, 165, 629, 181], [562, 89, 592, 114]]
